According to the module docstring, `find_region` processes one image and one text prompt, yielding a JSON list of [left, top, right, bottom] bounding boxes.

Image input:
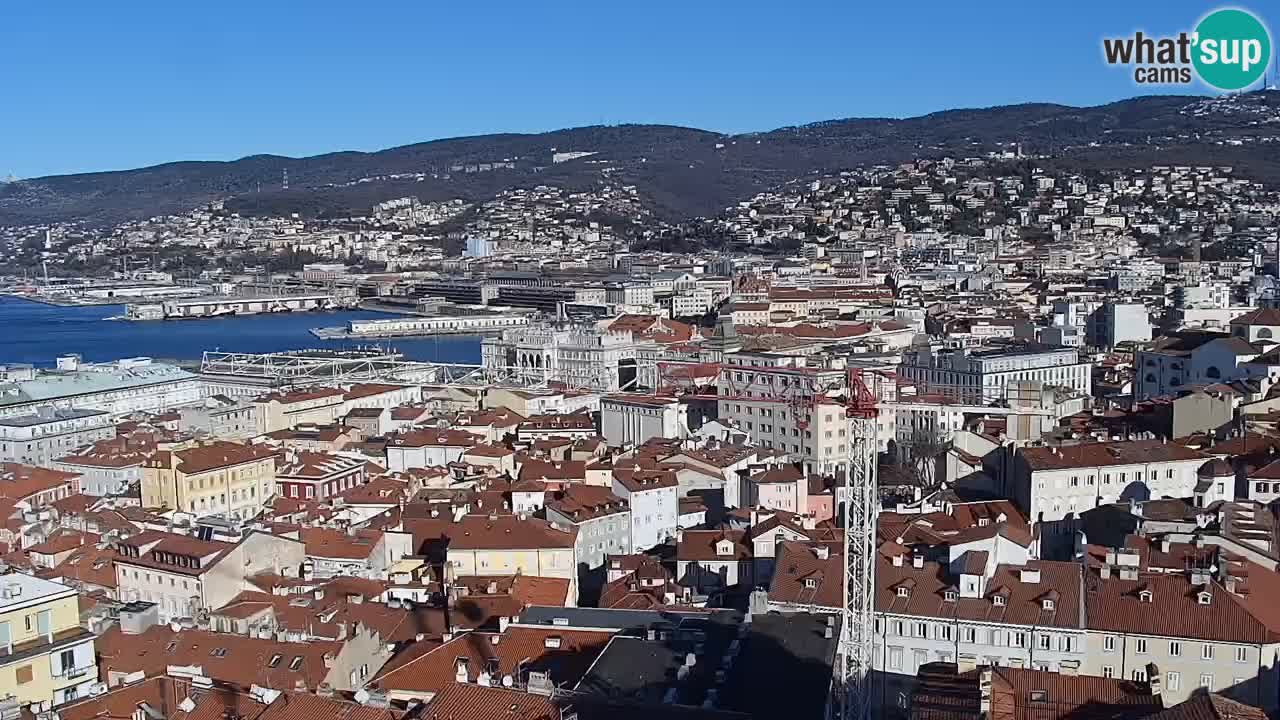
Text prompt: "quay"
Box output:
[[310, 312, 532, 339]]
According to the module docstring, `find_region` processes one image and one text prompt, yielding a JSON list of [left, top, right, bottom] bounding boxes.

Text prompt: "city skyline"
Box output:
[[4, 0, 1269, 179]]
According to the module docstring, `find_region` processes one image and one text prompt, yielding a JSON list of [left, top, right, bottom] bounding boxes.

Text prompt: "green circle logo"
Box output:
[[1192, 9, 1272, 90]]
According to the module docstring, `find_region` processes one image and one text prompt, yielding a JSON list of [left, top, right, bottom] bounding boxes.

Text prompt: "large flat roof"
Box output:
[[0, 573, 76, 611], [0, 361, 196, 406]]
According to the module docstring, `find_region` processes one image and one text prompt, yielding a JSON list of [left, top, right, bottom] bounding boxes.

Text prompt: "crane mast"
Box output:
[[839, 368, 879, 720]]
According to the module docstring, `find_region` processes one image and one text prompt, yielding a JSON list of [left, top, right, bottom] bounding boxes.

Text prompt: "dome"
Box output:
[[1197, 458, 1233, 479]]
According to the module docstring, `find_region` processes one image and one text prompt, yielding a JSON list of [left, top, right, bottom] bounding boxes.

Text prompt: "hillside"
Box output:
[[3, 92, 1280, 227]]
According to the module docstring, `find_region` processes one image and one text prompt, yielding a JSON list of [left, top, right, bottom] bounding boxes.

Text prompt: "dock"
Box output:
[[126, 293, 353, 321], [310, 313, 532, 340]]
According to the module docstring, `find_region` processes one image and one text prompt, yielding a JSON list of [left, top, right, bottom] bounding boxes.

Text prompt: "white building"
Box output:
[[0, 408, 114, 466], [600, 395, 684, 448], [0, 357, 201, 419], [899, 344, 1092, 404], [1008, 440, 1209, 550], [1088, 302, 1152, 349], [611, 469, 678, 551]]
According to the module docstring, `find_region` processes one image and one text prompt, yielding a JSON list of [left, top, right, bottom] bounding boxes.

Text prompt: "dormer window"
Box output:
[[1041, 599, 1055, 611], [1197, 591, 1212, 605], [896, 586, 910, 598], [804, 578, 818, 589], [993, 595, 1006, 607], [978, 518, 989, 527], [1139, 589, 1153, 603], [944, 590, 958, 602]]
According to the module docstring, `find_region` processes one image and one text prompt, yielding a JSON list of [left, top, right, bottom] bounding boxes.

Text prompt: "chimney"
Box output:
[[979, 667, 993, 718], [912, 553, 924, 569], [455, 658, 469, 683], [498, 616, 510, 633]]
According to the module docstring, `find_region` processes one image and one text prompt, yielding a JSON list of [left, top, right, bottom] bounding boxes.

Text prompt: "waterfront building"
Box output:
[[0, 357, 201, 419], [0, 407, 114, 466]]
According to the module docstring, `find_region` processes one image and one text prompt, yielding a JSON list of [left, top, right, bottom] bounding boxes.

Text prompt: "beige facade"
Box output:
[[141, 441, 277, 519], [0, 574, 97, 710]]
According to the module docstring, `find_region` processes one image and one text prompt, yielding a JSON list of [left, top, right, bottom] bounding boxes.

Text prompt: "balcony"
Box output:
[[0, 627, 95, 669], [53, 664, 94, 681]]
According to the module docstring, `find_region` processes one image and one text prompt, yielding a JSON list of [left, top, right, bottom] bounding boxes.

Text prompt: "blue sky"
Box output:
[[1, 1, 1271, 178]]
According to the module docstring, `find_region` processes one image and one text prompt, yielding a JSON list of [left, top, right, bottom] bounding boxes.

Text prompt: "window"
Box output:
[[1012, 632, 1026, 648], [1103, 635, 1116, 652], [1037, 634, 1051, 651], [939, 625, 953, 641], [289, 656, 304, 671], [1132, 668, 1147, 682], [888, 646, 903, 671], [1135, 638, 1148, 654], [16, 665, 32, 685], [1236, 647, 1249, 663], [1203, 644, 1215, 660], [1167, 672, 1181, 692], [1170, 641, 1181, 657], [1200, 674, 1214, 690], [913, 622, 928, 638], [269, 654, 282, 668], [1102, 665, 1115, 679], [962, 627, 976, 643]]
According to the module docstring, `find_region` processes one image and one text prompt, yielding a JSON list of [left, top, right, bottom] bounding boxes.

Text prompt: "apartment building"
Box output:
[[1081, 552, 1280, 710], [0, 408, 113, 466], [253, 387, 345, 434], [114, 530, 305, 622], [899, 344, 1091, 403], [1007, 440, 1209, 549], [53, 435, 153, 496], [405, 513, 578, 597], [743, 464, 808, 516], [1133, 330, 1274, 400], [141, 440, 278, 519], [611, 467, 678, 551], [274, 449, 368, 501], [544, 485, 632, 578], [385, 428, 480, 470], [715, 352, 854, 475], [0, 574, 97, 710], [175, 395, 257, 439], [0, 464, 82, 510]]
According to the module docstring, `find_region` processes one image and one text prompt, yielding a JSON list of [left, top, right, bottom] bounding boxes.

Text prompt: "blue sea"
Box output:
[[0, 296, 483, 366]]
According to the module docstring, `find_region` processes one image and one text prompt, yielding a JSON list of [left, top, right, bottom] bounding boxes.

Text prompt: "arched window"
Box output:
[[1206, 366, 1222, 379], [1260, 328, 1274, 339]]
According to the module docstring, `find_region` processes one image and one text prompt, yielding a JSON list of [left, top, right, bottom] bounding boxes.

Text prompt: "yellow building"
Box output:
[[141, 441, 278, 520], [0, 574, 97, 710]]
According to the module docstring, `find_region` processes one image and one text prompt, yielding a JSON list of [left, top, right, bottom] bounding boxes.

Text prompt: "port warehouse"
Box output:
[[328, 312, 533, 338], [128, 293, 339, 320]]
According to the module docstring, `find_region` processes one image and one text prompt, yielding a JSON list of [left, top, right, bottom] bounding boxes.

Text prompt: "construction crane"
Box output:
[[653, 357, 882, 720], [839, 368, 880, 720]]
